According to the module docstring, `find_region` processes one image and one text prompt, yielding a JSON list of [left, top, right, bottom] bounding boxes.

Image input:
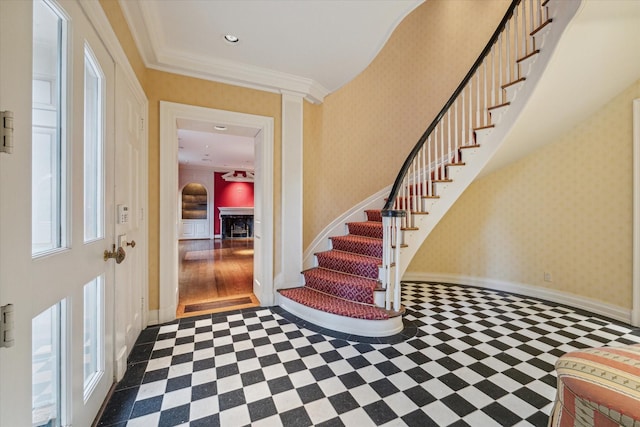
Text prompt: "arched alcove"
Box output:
[[181, 182, 208, 220]]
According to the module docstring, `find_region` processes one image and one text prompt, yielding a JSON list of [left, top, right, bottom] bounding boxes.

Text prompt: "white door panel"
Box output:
[[0, 1, 36, 425], [1, 0, 117, 425], [114, 67, 146, 379]]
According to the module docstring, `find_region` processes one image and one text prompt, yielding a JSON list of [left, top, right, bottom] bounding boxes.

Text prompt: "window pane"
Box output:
[[83, 276, 104, 399], [32, 302, 64, 427], [84, 47, 104, 242], [32, 0, 66, 255]]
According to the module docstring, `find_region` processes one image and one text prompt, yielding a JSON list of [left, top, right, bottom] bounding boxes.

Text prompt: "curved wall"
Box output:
[[408, 79, 640, 309], [303, 0, 510, 247]]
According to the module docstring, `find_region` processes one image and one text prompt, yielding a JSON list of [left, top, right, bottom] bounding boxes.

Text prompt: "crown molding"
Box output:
[[118, 0, 329, 103], [151, 49, 329, 104]]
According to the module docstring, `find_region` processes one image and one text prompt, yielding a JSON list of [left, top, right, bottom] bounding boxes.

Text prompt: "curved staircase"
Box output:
[[279, 210, 405, 337], [278, 0, 582, 338]]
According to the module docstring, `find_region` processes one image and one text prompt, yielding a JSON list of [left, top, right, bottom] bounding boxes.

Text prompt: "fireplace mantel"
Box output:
[[218, 207, 254, 218]]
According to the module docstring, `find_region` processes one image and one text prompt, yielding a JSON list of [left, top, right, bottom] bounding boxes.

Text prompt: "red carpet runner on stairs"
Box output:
[[279, 209, 399, 321]]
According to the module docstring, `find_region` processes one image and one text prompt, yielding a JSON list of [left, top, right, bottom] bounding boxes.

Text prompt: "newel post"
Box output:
[[381, 209, 406, 312]]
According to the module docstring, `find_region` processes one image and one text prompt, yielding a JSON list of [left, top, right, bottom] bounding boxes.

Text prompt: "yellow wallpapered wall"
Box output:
[[100, 1, 282, 311], [303, 0, 510, 246], [408, 79, 640, 308], [144, 71, 282, 310], [102, 0, 523, 308]]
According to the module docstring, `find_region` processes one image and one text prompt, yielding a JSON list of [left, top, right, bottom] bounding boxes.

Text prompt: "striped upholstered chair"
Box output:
[[549, 344, 640, 427]]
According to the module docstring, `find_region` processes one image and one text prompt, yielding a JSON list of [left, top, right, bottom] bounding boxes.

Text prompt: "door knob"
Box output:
[[104, 244, 126, 264], [126, 240, 136, 248]]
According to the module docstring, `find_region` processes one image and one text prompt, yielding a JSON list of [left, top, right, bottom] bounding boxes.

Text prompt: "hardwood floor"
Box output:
[[177, 238, 259, 318]]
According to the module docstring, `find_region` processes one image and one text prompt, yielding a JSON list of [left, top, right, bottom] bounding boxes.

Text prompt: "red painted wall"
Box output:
[[213, 172, 255, 235]]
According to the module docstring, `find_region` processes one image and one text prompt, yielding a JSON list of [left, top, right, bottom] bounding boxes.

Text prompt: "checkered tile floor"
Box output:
[[97, 282, 640, 426]]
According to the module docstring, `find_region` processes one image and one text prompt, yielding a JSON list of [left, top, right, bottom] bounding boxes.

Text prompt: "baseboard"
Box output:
[[403, 272, 632, 325], [115, 345, 128, 382], [147, 309, 159, 326]]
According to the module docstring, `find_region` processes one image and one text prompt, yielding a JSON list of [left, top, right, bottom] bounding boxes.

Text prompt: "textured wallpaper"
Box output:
[[408, 79, 640, 308], [303, 101, 323, 247], [303, 0, 510, 247]]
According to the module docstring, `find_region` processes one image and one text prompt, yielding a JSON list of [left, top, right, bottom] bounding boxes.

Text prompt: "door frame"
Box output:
[[81, 0, 150, 368], [633, 98, 640, 327], [158, 102, 274, 324]]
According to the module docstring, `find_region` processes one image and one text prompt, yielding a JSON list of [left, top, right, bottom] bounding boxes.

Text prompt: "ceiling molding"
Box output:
[[149, 49, 329, 104], [118, 0, 422, 105], [118, 0, 157, 65], [118, 0, 329, 103]]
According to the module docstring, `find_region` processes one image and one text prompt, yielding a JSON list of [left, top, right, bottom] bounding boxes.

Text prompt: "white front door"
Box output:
[[114, 67, 147, 378], [0, 0, 117, 425]]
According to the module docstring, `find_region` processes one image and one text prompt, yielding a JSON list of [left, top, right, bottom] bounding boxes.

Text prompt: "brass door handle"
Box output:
[[126, 240, 136, 248], [104, 245, 126, 264]]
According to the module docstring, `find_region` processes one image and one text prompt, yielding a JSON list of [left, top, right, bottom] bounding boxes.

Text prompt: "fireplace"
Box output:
[[219, 207, 254, 239]]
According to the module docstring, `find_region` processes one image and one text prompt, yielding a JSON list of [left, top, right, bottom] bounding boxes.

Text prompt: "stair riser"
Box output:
[[303, 273, 375, 305], [489, 105, 510, 125], [346, 223, 383, 239], [330, 237, 382, 258], [504, 80, 525, 103], [518, 54, 539, 78], [364, 210, 382, 222], [316, 254, 379, 279]]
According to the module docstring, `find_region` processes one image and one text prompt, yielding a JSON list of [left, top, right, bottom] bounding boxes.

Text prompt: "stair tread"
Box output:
[[502, 77, 526, 89], [279, 287, 396, 320], [331, 234, 381, 241], [531, 18, 552, 36], [488, 102, 510, 111], [517, 49, 540, 63]]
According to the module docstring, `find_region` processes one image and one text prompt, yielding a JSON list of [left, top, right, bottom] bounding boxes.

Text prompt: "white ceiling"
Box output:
[[120, 0, 422, 170], [176, 119, 258, 169], [119, 0, 422, 103], [120, 0, 640, 174]]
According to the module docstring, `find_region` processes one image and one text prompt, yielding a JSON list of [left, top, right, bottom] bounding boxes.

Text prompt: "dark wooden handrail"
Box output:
[[382, 0, 520, 213]]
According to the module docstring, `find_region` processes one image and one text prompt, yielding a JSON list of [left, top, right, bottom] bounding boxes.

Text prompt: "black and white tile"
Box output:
[[97, 282, 640, 427]]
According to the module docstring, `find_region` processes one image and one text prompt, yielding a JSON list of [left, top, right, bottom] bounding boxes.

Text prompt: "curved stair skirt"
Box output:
[[277, 291, 404, 338]]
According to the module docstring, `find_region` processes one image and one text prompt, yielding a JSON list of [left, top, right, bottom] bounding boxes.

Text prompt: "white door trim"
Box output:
[[158, 102, 274, 324], [632, 98, 640, 327], [279, 92, 304, 289]]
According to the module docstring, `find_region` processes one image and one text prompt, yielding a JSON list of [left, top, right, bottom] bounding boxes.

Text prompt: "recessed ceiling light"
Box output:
[[224, 34, 239, 44], [214, 125, 227, 131]]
